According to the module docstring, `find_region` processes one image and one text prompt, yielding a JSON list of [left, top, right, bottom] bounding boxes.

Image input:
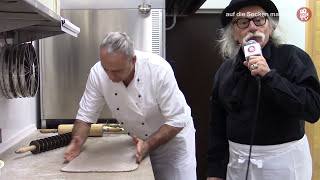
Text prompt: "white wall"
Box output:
[[200, 0, 306, 50], [0, 43, 37, 154], [201, 0, 228, 9]]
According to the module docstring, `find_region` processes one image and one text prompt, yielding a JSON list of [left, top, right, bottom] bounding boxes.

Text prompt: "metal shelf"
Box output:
[[0, 0, 80, 43]]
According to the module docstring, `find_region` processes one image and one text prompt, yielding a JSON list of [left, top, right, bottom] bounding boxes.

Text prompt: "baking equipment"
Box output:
[[15, 132, 71, 154], [0, 43, 39, 99], [0, 0, 79, 100], [40, 124, 125, 136]]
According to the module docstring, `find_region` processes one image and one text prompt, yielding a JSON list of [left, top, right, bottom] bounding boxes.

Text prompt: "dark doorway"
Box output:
[[166, 13, 224, 179]]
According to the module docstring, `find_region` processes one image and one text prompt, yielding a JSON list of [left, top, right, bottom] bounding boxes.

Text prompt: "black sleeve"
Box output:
[[261, 46, 320, 123], [207, 68, 228, 178]]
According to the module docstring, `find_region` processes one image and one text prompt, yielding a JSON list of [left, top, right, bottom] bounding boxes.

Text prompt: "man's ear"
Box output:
[[132, 55, 137, 64]]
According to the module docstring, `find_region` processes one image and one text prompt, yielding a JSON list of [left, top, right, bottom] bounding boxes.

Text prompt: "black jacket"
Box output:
[[207, 41, 320, 178]]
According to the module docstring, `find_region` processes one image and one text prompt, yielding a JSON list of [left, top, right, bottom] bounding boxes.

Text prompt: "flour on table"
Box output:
[[61, 135, 138, 172]]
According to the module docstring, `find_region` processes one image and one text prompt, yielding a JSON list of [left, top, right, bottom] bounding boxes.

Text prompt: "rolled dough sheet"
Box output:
[[61, 135, 139, 173]]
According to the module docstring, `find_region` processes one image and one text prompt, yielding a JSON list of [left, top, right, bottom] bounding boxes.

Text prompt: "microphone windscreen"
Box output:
[[245, 40, 258, 46]]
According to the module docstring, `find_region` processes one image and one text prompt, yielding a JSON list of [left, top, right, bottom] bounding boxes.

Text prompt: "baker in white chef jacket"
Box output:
[[64, 32, 197, 180]]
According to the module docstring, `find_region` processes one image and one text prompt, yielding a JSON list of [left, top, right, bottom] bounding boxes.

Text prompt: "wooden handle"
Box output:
[[40, 129, 58, 133], [15, 145, 36, 154], [103, 127, 124, 132]]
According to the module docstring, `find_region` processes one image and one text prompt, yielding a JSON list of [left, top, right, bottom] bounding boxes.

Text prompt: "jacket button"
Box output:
[[142, 123, 144, 125], [137, 78, 140, 82], [138, 95, 141, 98], [121, 122, 124, 124], [128, 132, 130, 135], [117, 108, 119, 110], [115, 93, 117, 96], [145, 134, 148, 136]]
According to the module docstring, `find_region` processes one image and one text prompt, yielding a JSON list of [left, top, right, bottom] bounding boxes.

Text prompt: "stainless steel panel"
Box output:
[[40, 9, 164, 120], [60, 0, 165, 9]]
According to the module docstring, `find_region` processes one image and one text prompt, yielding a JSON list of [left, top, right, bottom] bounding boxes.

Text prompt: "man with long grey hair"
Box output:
[[65, 32, 197, 179], [207, 0, 320, 180]]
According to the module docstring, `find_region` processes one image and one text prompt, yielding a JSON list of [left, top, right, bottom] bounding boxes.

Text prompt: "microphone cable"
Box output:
[[245, 76, 261, 180]]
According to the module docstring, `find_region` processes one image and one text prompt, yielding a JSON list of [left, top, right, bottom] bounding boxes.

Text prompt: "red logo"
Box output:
[[248, 46, 255, 53], [297, 7, 312, 22]]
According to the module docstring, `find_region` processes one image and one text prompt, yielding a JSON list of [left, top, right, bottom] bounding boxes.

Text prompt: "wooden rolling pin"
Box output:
[[40, 124, 124, 137]]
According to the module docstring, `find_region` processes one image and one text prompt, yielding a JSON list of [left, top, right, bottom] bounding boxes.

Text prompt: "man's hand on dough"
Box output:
[[132, 136, 150, 163], [64, 136, 84, 162]]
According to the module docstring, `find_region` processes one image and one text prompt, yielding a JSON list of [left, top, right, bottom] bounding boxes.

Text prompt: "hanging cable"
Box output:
[[245, 76, 261, 180], [166, 13, 177, 31]]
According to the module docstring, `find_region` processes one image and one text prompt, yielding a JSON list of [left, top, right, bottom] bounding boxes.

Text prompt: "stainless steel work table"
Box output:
[[0, 131, 154, 180]]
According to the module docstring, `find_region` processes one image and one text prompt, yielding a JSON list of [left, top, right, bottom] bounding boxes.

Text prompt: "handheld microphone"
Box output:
[[243, 40, 262, 61], [243, 40, 263, 180], [244, 40, 261, 81]]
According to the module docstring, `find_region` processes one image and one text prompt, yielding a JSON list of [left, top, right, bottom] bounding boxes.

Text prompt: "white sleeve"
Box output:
[[76, 68, 105, 123], [157, 66, 191, 128]]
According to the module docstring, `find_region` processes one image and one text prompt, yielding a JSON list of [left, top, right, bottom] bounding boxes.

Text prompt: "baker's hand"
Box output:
[[207, 177, 223, 180], [243, 55, 270, 77], [64, 136, 83, 162], [132, 136, 149, 163]]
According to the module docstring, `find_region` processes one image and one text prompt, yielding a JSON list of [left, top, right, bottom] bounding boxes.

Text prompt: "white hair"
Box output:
[[217, 17, 283, 60]]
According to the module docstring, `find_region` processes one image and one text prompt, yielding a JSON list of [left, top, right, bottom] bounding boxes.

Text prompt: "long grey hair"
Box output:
[[100, 32, 135, 61], [217, 17, 283, 60]]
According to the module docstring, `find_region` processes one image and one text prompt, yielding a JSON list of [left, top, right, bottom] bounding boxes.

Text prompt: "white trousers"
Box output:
[[227, 135, 312, 180], [150, 120, 197, 180]]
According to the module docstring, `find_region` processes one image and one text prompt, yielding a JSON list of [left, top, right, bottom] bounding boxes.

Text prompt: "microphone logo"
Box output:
[[248, 46, 255, 53], [244, 40, 262, 61]]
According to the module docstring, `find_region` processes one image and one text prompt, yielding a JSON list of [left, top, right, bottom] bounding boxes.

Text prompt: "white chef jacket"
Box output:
[[76, 50, 197, 180]]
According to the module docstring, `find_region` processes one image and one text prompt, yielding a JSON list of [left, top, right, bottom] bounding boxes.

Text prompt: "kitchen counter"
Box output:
[[0, 131, 154, 180]]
